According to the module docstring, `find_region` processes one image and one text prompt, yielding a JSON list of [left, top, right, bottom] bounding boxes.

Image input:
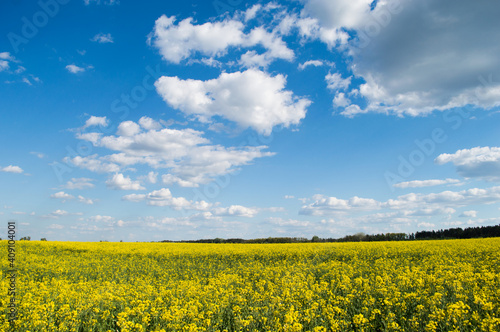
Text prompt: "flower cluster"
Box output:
[[1, 238, 499, 331]]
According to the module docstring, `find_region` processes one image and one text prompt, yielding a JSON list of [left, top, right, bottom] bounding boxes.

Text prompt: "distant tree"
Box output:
[[41, 238, 47, 241], [353, 232, 366, 241], [311, 235, 320, 242]]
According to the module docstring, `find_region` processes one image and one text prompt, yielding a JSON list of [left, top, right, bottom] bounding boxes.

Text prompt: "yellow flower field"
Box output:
[[1, 238, 499, 331]]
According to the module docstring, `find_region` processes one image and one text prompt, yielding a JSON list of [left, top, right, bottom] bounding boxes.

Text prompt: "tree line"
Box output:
[[158, 224, 500, 243]]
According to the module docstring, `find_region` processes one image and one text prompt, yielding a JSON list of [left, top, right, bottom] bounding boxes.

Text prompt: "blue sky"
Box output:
[[1, 0, 500, 241]]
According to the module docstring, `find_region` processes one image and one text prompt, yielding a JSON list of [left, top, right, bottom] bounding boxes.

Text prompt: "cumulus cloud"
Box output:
[[393, 178, 461, 189], [88, 215, 115, 223], [459, 210, 477, 218], [436, 147, 500, 181], [325, 72, 351, 91], [161, 174, 198, 188], [42, 209, 70, 219], [155, 69, 311, 135], [0, 60, 9, 71], [302, 0, 373, 31], [66, 64, 86, 74], [83, 116, 108, 129], [50, 191, 75, 201], [91, 33, 114, 43], [121, 194, 146, 202], [300, 194, 381, 216], [78, 195, 94, 205], [117, 121, 141, 136], [301, 186, 500, 216], [213, 205, 259, 218], [148, 15, 293, 66], [138, 116, 162, 130], [63, 177, 95, 189], [0, 52, 15, 72], [1, 165, 23, 173], [65, 155, 120, 173], [72, 117, 274, 186], [106, 173, 145, 190], [123, 188, 213, 211], [333, 92, 351, 108]]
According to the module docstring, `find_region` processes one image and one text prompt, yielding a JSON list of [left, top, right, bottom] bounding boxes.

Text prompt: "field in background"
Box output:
[[1, 239, 500, 331]]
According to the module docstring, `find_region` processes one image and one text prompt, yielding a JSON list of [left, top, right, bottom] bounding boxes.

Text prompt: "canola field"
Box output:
[[1, 238, 500, 331]]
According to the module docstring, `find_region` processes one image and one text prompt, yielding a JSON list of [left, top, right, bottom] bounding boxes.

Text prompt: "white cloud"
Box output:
[[83, 116, 108, 129], [48, 210, 68, 218], [436, 147, 500, 181], [301, 194, 381, 216], [1, 165, 23, 173], [50, 191, 75, 201], [298, 60, 324, 70], [149, 15, 245, 63], [146, 171, 157, 184], [106, 173, 145, 190], [117, 121, 141, 136], [0, 52, 14, 72], [333, 92, 350, 108], [302, 0, 373, 31], [394, 178, 461, 189], [384, 187, 500, 211], [284, 195, 295, 199], [63, 177, 95, 189], [0, 52, 14, 61], [325, 72, 351, 91], [65, 155, 120, 173], [91, 33, 114, 43], [301, 186, 500, 216], [161, 174, 198, 188], [148, 15, 294, 66], [78, 195, 94, 205], [0, 60, 9, 71], [74, 117, 274, 185], [138, 116, 162, 130], [121, 194, 146, 202], [459, 210, 477, 218], [66, 64, 85, 74], [88, 215, 115, 223], [213, 205, 259, 218], [131, 188, 213, 211], [244, 4, 262, 22], [155, 69, 311, 135]]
